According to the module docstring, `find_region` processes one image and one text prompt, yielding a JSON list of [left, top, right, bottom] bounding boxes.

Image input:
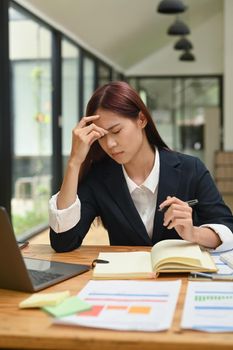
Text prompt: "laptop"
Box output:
[[0, 207, 90, 292]]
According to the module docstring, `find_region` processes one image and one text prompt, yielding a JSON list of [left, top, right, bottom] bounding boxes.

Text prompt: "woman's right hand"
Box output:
[[57, 115, 108, 209], [70, 115, 108, 165]]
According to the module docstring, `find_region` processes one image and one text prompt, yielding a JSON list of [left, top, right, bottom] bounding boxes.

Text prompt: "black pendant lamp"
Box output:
[[174, 37, 193, 50], [167, 19, 190, 35], [179, 50, 195, 61], [157, 0, 187, 14]]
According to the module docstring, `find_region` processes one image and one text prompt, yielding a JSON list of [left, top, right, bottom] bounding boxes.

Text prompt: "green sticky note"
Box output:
[[42, 296, 91, 317]]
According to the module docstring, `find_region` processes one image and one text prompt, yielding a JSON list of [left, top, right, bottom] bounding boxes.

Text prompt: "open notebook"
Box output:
[[93, 239, 217, 279]]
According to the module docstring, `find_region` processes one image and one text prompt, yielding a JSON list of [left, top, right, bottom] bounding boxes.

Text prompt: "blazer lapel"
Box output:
[[104, 161, 151, 245], [152, 149, 182, 243]]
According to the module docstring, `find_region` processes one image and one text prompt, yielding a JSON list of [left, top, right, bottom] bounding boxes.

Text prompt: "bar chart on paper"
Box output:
[[55, 280, 181, 331], [194, 293, 233, 302], [181, 281, 233, 332]]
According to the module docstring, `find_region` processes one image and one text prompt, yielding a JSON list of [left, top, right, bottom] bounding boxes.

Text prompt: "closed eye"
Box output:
[[111, 129, 121, 134]]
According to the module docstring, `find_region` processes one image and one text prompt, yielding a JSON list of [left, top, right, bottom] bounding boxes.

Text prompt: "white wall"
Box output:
[[126, 12, 223, 76], [204, 107, 220, 175], [223, 0, 233, 150]]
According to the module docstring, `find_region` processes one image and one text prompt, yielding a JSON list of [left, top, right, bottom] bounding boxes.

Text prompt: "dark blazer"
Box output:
[[50, 148, 233, 252]]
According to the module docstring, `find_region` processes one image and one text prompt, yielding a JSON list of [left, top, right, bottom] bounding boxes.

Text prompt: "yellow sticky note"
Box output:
[[19, 290, 70, 308]]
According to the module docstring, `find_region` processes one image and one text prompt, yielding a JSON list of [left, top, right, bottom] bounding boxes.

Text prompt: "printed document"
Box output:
[[212, 254, 233, 274], [55, 280, 181, 332], [181, 281, 233, 332]]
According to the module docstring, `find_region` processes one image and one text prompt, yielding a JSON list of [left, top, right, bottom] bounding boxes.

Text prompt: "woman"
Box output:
[[49, 81, 233, 252]]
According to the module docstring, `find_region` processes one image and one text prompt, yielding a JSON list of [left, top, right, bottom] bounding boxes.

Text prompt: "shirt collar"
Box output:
[[122, 148, 160, 194]]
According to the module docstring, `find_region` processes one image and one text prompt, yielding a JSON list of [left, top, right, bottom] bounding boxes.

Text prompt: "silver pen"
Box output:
[[190, 271, 233, 281]]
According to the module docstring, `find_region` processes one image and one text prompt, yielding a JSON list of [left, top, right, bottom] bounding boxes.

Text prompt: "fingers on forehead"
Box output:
[[79, 115, 99, 127]]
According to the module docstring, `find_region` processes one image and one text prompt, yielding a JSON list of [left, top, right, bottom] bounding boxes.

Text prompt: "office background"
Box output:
[[0, 0, 233, 242]]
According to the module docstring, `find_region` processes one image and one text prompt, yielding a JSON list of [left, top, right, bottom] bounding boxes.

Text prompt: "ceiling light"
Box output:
[[179, 51, 195, 61], [174, 37, 193, 50], [167, 19, 190, 35], [157, 0, 187, 14]]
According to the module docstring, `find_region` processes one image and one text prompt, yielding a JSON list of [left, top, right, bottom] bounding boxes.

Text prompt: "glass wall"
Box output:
[[112, 71, 124, 81], [83, 55, 95, 114], [9, 6, 52, 236], [98, 63, 111, 87], [61, 38, 80, 171], [175, 78, 220, 155], [129, 77, 221, 170]]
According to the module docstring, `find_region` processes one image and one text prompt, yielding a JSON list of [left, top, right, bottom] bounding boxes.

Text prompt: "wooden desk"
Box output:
[[0, 244, 232, 350]]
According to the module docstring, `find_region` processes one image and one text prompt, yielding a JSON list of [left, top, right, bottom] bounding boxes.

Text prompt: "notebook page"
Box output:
[[151, 239, 203, 270], [93, 251, 152, 278]]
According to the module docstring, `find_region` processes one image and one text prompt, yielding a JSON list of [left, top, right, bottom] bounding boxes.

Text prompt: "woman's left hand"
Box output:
[[160, 196, 195, 242]]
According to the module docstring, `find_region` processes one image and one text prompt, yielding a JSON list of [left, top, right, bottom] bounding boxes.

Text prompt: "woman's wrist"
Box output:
[[67, 156, 83, 170], [192, 226, 222, 248], [191, 226, 200, 244]]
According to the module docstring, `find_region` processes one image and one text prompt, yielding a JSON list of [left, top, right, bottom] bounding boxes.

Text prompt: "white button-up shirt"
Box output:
[[122, 148, 160, 239]]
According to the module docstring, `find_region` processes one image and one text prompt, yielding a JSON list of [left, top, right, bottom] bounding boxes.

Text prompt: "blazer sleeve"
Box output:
[[193, 157, 233, 232], [50, 182, 100, 252]]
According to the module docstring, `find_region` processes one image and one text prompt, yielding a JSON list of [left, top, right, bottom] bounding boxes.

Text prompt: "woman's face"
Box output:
[[94, 108, 147, 165]]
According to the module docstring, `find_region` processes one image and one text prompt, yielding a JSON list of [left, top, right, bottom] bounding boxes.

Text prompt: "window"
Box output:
[[61, 38, 80, 171], [9, 6, 52, 237], [128, 77, 221, 173], [98, 63, 111, 87], [83, 55, 95, 113]]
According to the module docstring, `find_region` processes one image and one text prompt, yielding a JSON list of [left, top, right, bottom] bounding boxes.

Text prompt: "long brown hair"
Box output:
[[80, 81, 168, 180]]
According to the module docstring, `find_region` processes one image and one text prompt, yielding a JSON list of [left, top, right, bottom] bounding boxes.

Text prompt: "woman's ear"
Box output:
[[138, 111, 148, 128]]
